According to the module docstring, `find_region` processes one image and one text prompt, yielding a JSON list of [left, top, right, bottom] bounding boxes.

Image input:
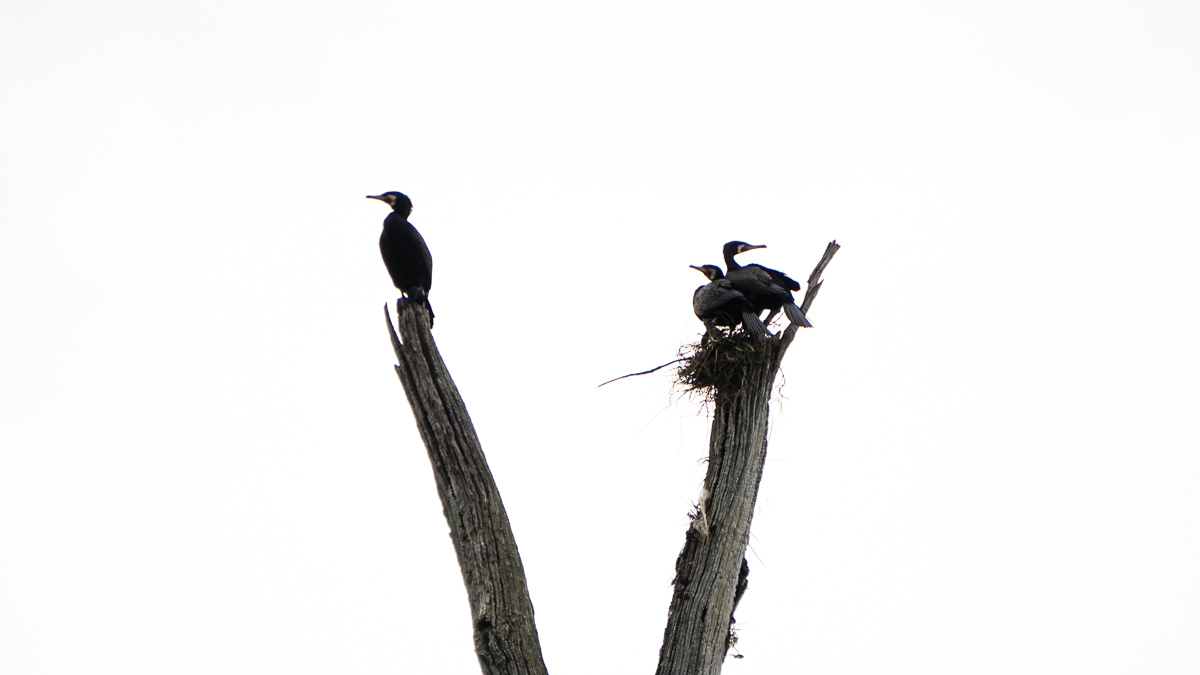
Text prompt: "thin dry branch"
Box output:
[[597, 358, 687, 387], [799, 239, 840, 316]]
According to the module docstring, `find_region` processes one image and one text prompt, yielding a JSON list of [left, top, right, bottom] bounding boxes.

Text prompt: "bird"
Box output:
[[690, 264, 770, 341], [367, 191, 434, 324], [722, 241, 813, 328]]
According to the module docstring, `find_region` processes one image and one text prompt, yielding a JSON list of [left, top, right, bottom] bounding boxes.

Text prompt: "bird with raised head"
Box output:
[[690, 264, 770, 341], [367, 191, 434, 325], [722, 241, 813, 328]]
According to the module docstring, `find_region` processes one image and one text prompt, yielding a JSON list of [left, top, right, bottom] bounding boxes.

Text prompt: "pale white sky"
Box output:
[[2, 1, 1198, 673]]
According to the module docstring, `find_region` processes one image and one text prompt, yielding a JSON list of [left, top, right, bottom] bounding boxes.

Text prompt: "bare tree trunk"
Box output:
[[385, 298, 548, 675], [656, 242, 840, 675]]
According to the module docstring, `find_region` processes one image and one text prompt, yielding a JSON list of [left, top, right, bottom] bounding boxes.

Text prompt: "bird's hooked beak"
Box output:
[[689, 265, 704, 272], [740, 243, 767, 253], [366, 194, 387, 202]]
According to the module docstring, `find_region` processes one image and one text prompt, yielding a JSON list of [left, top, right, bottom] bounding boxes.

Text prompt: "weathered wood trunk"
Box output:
[[656, 241, 839, 675], [385, 298, 548, 675], [655, 331, 794, 675]]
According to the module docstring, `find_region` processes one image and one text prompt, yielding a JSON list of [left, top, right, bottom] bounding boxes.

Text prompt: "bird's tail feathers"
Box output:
[[742, 312, 771, 341], [784, 302, 813, 328]]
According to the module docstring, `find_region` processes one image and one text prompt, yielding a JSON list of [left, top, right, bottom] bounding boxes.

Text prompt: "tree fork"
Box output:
[[385, 299, 548, 675], [656, 241, 840, 675]]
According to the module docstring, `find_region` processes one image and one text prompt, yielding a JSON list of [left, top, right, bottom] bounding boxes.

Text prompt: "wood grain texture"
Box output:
[[386, 299, 547, 675]]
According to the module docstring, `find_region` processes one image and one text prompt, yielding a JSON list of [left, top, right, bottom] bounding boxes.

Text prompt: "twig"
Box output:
[[598, 358, 687, 387], [799, 240, 840, 315]]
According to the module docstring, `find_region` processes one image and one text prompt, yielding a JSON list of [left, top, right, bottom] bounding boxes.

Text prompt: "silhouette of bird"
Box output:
[[722, 241, 813, 328], [367, 191, 434, 324], [690, 264, 770, 340]]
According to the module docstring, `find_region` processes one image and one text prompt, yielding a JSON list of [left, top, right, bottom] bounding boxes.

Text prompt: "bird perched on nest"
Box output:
[[367, 191, 434, 325], [722, 241, 813, 329], [689, 264, 770, 341]]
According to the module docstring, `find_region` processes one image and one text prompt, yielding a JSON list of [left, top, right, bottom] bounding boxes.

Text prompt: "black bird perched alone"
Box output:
[[689, 264, 770, 341], [367, 191, 434, 324], [723, 241, 813, 328]]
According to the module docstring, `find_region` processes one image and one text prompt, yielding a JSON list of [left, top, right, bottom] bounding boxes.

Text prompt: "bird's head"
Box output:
[[366, 191, 413, 217], [690, 264, 725, 281], [723, 241, 766, 258]]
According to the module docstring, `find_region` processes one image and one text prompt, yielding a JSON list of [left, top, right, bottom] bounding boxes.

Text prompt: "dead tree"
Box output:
[[385, 300, 547, 675], [383, 241, 838, 675], [657, 241, 840, 674]]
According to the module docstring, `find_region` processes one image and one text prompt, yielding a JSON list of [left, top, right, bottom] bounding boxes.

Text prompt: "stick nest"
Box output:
[[675, 330, 778, 399]]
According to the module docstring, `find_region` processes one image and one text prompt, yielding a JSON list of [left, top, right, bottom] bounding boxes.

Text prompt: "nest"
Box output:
[[675, 329, 777, 399]]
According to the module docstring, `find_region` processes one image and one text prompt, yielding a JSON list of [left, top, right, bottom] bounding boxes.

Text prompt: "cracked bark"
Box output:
[[656, 241, 840, 675], [385, 299, 547, 675]]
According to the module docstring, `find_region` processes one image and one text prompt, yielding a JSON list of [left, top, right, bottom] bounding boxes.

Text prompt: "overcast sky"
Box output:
[[3, 1, 1198, 673]]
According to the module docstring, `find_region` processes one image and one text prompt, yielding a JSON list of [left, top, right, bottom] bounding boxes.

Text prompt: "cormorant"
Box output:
[[690, 264, 770, 340], [722, 241, 813, 328], [367, 191, 434, 324]]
